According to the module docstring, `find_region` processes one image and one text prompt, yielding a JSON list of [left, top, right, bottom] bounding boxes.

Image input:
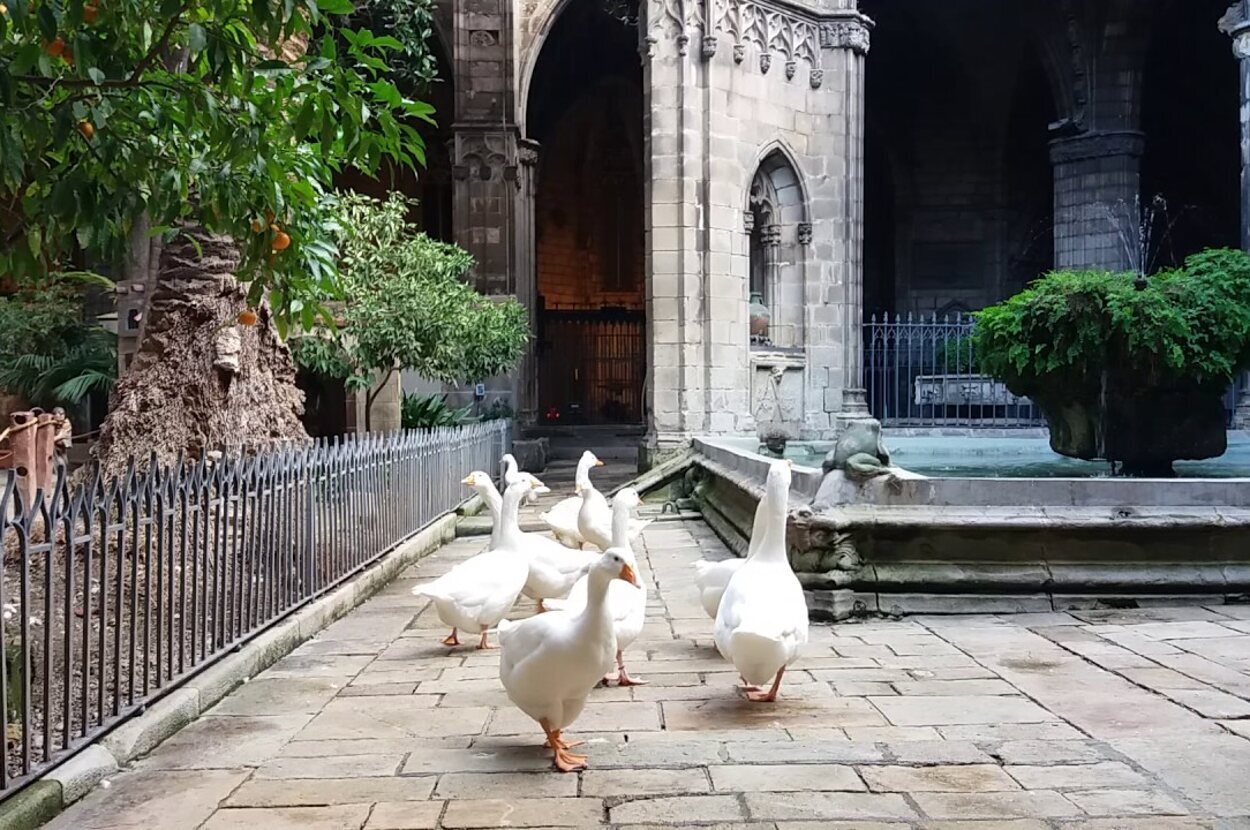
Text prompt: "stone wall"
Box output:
[[642, 0, 870, 447]]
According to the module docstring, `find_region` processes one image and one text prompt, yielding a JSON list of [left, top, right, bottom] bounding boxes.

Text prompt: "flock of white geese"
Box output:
[[412, 451, 809, 772]]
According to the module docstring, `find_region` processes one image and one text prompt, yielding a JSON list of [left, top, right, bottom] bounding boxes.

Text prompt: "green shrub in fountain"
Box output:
[[971, 248, 1250, 477]]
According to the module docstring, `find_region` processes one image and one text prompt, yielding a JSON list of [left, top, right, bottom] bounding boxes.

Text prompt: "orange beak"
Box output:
[[619, 563, 639, 587], [461, 475, 474, 485], [595, 459, 604, 467]]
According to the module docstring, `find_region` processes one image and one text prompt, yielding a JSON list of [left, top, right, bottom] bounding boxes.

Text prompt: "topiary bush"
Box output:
[[971, 248, 1250, 475]]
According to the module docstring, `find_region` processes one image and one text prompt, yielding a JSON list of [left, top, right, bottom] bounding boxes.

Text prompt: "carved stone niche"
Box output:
[[750, 349, 805, 452]]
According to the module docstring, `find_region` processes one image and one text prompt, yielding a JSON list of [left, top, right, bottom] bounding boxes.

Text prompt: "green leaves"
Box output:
[[971, 249, 1250, 400], [0, 0, 433, 331], [0, 281, 117, 408], [290, 193, 530, 391]]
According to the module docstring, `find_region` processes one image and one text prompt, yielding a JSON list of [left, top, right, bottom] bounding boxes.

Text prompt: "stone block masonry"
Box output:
[[37, 511, 1250, 828]]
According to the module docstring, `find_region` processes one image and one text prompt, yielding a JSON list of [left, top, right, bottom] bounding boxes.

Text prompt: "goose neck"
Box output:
[[611, 502, 631, 549]]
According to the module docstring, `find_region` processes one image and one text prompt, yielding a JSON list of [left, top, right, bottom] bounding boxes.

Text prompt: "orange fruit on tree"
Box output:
[[83, 3, 97, 22], [44, 38, 65, 57], [250, 219, 263, 233], [77, 121, 94, 139], [271, 231, 291, 252], [237, 309, 258, 326]]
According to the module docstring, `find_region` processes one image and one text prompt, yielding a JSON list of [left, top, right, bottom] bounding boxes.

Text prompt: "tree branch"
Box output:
[[364, 367, 396, 432], [129, 2, 194, 83]]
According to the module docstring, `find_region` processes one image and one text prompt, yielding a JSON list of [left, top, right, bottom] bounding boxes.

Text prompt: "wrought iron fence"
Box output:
[[864, 313, 1044, 428], [864, 314, 1249, 429], [0, 420, 510, 799]]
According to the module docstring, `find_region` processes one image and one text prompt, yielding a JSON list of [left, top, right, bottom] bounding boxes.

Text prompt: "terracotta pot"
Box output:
[[749, 292, 770, 341]]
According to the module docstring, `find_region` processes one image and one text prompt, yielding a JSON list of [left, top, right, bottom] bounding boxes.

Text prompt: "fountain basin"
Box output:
[[691, 434, 1250, 619]]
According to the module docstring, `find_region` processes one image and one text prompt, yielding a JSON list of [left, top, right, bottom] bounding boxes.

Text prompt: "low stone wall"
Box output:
[[691, 438, 1250, 619]]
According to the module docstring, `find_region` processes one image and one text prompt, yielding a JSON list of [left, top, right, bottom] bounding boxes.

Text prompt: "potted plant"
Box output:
[[971, 249, 1250, 477]]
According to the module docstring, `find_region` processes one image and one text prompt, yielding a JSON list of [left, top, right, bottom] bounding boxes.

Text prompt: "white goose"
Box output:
[[545, 488, 648, 686], [577, 462, 652, 551], [463, 471, 503, 550], [713, 459, 808, 702], [519, 522, 598, 613], [466, 472, 594, 610], [498, 549, 640, 771], [693, 557, 744, 620], [540, 450, 601, 548], [411, 479, 532, 649], [692, 486, 770, 618], [503, 453, 550, 506]]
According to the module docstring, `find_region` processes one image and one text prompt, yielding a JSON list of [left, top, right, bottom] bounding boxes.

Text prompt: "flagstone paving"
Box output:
[[41, 465, 1250, 829]]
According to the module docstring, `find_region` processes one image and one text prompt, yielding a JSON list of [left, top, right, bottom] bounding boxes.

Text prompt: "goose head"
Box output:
[[591, 546, 640, 589], [574, 450, 603, 494], [613, 487, 642, 511], [461, 470, 497, 496]]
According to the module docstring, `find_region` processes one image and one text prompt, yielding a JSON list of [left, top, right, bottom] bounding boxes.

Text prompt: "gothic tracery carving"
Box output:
[[648, 0, 872, 88]]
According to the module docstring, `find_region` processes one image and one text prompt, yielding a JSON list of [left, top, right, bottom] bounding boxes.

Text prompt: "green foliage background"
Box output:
[[0, 279, 117, 408], [0, 0, 432, 331], [292, 193, 529, 397]]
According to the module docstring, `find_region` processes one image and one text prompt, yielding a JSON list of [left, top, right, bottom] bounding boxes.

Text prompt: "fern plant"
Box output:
[[0, 328, 117, 408]]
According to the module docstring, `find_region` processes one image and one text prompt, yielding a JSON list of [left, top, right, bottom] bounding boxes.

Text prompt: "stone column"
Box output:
[[641, 0, 709, 461], [449, 2, 538, 422], [824, 20, 872, 424], [1221, 4, 1250, 427], [1048, 131, 1146, 273]]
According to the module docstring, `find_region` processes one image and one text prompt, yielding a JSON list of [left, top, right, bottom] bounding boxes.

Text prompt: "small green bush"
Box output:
[[401, 393, 472, 429], [971, 248, 1250, 400]]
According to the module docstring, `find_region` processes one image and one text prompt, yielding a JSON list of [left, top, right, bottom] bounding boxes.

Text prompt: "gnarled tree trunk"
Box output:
[[92, 225, 308, 480]]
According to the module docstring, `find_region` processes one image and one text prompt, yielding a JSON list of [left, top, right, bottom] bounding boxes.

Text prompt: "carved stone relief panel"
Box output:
[[648, 0, 870, 88]]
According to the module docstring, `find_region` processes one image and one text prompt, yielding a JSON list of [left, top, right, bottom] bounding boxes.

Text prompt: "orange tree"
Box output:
[[0, 0, 432, 332]]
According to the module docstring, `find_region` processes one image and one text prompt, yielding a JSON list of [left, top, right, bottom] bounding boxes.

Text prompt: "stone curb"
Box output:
[[0, 510, 461, 830]]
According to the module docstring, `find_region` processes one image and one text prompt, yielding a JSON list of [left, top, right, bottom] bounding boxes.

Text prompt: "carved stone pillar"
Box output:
[[449, 0, 538, 423], [1049, 130, 1146, 273], [823, 19, 872, 422], [1221, 3, 1250, 427]]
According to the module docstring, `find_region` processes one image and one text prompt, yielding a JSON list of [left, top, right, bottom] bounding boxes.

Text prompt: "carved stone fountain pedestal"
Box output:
[[750, 350, 804, 455]]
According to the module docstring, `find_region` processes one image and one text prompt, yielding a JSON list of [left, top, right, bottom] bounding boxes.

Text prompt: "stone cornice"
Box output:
[[1048, 130, 1146, 164], [648, 0, 872, 88]]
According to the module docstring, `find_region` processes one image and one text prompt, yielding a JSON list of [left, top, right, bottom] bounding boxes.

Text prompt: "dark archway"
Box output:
[[526, 0, 644, 426], [861, 0, 1057, 316], [1140, 0, 1239, 270]]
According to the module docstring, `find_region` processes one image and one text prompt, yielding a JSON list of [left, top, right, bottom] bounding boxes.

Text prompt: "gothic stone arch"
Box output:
[[745, 148, 811, 349]]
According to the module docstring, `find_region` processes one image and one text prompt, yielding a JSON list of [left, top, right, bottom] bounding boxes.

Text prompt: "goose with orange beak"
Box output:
[[545, 487, 649, 685], [498, 549, 641, 771]]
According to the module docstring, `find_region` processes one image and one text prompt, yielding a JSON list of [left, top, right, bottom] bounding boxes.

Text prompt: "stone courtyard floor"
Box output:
[[43, 510, 1250, 828]]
